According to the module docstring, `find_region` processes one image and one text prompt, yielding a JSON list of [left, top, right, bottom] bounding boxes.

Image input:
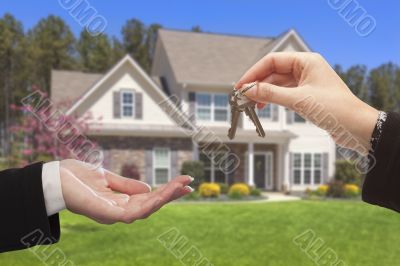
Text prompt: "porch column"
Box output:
[[192, 142, 199, 160], [283, 142, 290, 191], [248, 142, 254, 186]]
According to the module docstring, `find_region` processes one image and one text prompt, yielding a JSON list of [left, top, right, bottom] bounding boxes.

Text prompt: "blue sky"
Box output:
[[2, 0, 399, 69]]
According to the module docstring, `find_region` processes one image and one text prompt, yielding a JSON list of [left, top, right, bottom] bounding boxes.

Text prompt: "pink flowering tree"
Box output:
[[9, 86, 102, 167]]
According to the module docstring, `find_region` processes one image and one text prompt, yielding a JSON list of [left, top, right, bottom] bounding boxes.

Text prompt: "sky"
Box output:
[[1, 0, 399, 69]]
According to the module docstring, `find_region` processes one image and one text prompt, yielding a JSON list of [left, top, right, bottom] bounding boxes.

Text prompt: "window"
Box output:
[[214, 94, 229, 121], [292, 153, 323, 185], [196, 93, 229, 122], [294, 112, 306, 123], [199, 152, 227, 183], [196, 94, 211, 120], [293, 154, 302, 184], [257, 104, 272, 119], [121, 91, 135, 118], [153, 148, 170, 185]]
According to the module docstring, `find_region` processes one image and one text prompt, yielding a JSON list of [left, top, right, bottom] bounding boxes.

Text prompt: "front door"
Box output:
[[253, 152, 273, 190]]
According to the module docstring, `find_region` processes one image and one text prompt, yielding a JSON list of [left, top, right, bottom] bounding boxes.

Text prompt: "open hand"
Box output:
[[59, 159, 193, 224]]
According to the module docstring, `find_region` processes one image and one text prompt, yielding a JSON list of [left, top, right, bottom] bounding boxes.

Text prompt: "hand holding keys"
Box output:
[[228, 82, 266, 140]]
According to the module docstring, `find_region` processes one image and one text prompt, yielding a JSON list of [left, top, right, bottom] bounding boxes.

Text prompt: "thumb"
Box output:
[[242, 82, 296, 107]]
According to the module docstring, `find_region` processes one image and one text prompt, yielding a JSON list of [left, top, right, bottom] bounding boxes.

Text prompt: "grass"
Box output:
[[1, 200, 399, 266]]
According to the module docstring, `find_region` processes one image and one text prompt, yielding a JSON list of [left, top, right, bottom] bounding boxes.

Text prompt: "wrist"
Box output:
[[352, 103, 380, 152]]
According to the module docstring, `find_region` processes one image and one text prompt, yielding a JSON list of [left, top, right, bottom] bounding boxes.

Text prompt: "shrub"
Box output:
[[228, 183, 250, 197], [181, 161, 205, 188], [344, 184, 360, 197], [121, 163, 141, 180], [334, 160, 361, 185], [316, 185, 329, 196], [199, 183, 221, 197], [183, 191, 200, 200], [327, 180, 345, 198], [228, 190, 243, 199], [250, 187, 262, 197], [218, 183, 229, 194]]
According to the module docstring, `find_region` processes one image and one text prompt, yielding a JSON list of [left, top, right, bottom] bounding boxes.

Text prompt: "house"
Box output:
[[51, 28, 336, 191]]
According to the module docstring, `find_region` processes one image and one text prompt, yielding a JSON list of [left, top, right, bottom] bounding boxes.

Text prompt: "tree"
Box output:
[[121, 19, 162, 72], [191, 25, 202, 32], [368, 63, 399, 111], [77, 30, 113, 72], [334, 64, 368, 102], [28, 15, 76, 92], [143, 23, 162, 72], [0, 13, 28, 156], [122, 19, 147, 69], [9, 88, 98, 167], [111, 37, 125, 64]]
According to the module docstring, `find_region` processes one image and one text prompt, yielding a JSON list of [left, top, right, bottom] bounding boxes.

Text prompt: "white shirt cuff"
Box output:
[[42, 161, 66, 216]]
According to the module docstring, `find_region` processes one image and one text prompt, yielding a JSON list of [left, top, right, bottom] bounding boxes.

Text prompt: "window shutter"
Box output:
[[145, 149, 153, 185], [113, 91, 121, 118], [188, 92, 196, 122], [272, 104, 279, 121], [171, 149, 178, 179], [135, 92, 143, 119], [286, 109, 293, 124], [322, 152, 329, 183]]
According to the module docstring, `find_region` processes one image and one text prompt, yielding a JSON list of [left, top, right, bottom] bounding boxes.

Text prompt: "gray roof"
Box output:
[[51, 29, 297, 103], [51, 70, 103, 104], [157, 29, 284, 85]]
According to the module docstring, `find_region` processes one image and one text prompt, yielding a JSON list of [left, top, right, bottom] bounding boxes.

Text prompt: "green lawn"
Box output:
[[1, 200, 399, 266]]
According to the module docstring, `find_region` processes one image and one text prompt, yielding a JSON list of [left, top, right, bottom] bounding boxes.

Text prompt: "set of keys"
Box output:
[[228, 82, 266, 140]]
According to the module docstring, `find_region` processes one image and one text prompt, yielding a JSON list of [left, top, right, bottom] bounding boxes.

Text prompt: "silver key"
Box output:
[[244, 104, 266, 137], [228, 108, 240, 139], [228, 83, 266, 139]]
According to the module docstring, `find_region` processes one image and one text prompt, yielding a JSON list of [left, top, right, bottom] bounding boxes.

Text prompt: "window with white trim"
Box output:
[[153, 148, 170, 185], [199, 152, 227, 183], [196, 93, 229, 121], [121, 91, 135, 118], [292, 153, 323, 185]]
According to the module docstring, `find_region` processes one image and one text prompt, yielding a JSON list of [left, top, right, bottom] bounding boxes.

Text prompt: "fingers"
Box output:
[[257, 103, 266, 109], [262, 73, 298, 87], [243, 82, 297, 107], [236, 52, 304, 89], [121, 176, 194, 223], [105, 170, 151, 195]]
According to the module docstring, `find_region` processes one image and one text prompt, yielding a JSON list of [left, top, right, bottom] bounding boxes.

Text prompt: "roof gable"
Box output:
[[66, 55, 171, 116]]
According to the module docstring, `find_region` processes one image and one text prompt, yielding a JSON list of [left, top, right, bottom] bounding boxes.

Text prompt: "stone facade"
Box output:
[[92, 136, 193, 182]]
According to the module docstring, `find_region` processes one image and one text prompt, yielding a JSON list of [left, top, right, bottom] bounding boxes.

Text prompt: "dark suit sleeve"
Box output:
[[362, 112, 400, 212], [0, 162, 60, 253]]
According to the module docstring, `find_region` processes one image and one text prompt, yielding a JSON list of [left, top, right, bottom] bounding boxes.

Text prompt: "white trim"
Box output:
[[152, 147, 171, 186], [270, 29, 311, 53], [248, 143, 254, 187], [292, 152, 323, 186], [195, 92, 229, 122], [66, 54, 177, 117]]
